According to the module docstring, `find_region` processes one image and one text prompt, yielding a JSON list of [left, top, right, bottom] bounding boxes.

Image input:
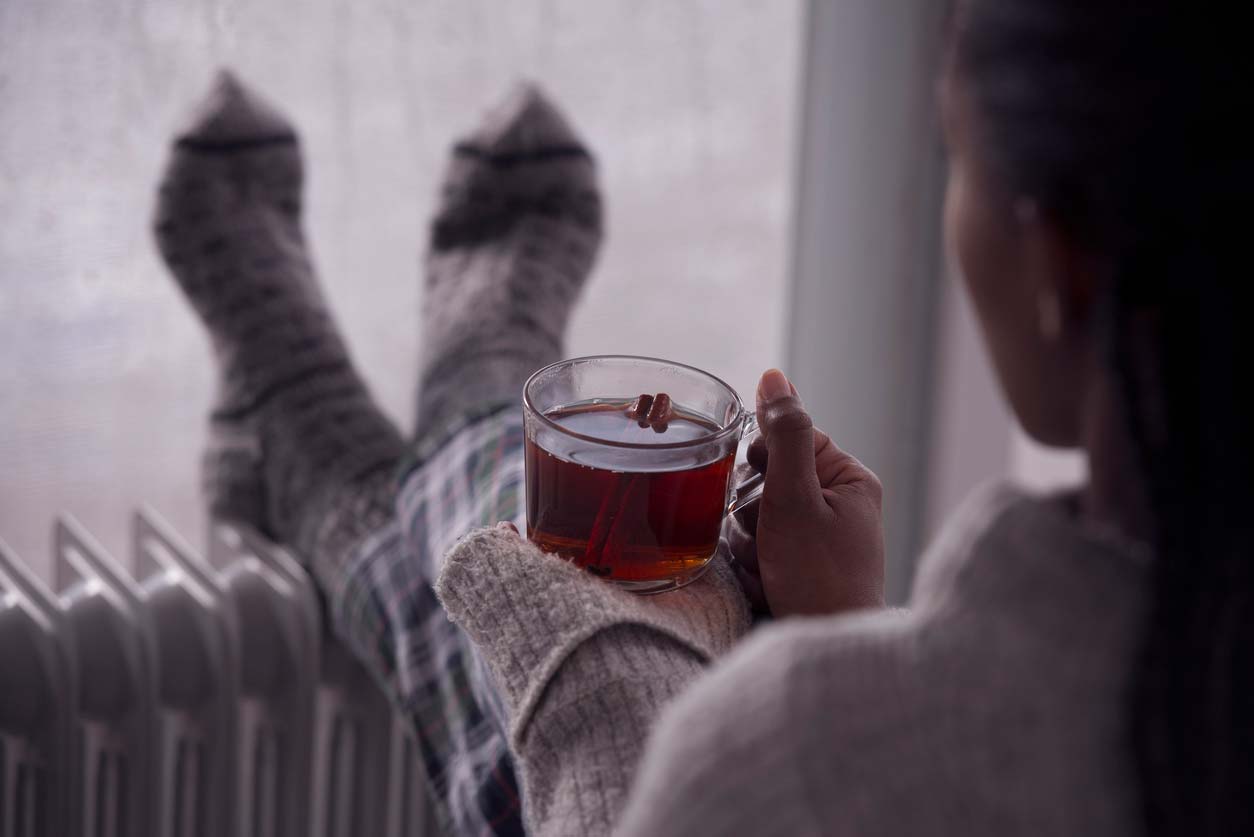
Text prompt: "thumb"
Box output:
[[756, 369, 823, 508]]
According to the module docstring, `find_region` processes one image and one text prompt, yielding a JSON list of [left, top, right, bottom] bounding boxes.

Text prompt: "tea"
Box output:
[[525, 399, 735, 586]]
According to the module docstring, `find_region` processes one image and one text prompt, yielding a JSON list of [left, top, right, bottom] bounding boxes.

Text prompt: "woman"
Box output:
[[436, 1, 1252, 834]]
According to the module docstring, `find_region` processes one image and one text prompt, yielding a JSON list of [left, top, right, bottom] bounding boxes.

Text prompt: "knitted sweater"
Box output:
[[436, 483, 1151, 836]]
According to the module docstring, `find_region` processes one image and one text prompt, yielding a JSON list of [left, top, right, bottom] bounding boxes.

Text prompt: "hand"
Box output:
[[729, 369, 885, 617], [725, 466, 769, 613]]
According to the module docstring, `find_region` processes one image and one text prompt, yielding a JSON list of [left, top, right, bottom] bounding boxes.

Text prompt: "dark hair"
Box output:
[[949, 2, 1252, 834]]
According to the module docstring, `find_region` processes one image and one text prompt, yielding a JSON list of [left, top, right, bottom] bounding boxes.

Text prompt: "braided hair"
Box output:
[[949, 2, 1252, 833]]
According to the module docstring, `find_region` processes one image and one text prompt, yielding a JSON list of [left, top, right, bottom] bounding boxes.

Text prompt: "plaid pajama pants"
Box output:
[[331, 405, 528, 836]]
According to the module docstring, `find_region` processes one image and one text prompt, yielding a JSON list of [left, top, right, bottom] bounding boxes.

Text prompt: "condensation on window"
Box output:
[[0, 0, 802, 578]]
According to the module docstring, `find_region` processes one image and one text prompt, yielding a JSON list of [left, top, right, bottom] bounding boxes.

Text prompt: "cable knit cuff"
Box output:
[[435, 528, 751, 741]]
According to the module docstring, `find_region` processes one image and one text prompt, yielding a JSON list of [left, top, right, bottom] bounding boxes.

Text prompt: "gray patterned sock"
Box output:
[[414, 83, 603, 445], [152, 71, 404, 573]]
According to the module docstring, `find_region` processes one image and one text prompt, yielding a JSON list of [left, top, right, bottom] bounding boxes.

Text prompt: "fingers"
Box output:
[[733, 495, 761, 536], [731, 461, 762, 533], [725, 513, 759, 573], [755, 369, 823, 508], [720, 533, 768, 613], [812, 433, 880, 500], [735, 563, 768, 614], [747, 427, 832, 476], [747, 434, 768, 474], [749, 409, 880, 503]]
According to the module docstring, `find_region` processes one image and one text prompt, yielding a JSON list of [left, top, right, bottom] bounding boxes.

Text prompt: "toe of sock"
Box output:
[[463, 81, 591, 160], [175, 69, 297, 147], [434, 83, 602, 249]]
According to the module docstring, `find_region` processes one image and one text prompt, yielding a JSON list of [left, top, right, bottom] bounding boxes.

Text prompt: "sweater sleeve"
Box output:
[[435, 527, 752, 835]]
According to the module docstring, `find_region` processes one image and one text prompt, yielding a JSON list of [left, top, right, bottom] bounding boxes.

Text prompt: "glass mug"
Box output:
[[523, 355, 764, 593]]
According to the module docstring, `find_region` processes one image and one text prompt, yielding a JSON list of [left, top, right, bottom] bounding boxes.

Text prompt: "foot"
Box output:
[[415, 83, 603, 446], [153, 70, 404, 564]]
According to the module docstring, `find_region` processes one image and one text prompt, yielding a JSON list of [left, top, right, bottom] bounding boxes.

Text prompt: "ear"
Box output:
[[1016, 201, 1103, 336]]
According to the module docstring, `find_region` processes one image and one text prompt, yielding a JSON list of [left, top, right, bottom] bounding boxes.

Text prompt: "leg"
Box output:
[[336, 407, 527, 833], [152, 71, 405, 591], [413, 83, 602, 452], [153, 71, 503, 832], [335, 85, 603, 833], [154, 74, 600, 835]]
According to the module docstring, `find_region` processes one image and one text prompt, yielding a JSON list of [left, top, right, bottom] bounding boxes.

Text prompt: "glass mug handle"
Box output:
[[727, 412, 765, 515]]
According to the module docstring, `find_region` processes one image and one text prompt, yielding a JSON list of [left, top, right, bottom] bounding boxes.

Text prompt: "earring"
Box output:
[[1038, 287, 1062, 340]]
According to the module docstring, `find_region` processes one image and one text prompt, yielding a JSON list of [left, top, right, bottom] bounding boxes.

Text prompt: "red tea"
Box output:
[[525, 400, 735, 585]]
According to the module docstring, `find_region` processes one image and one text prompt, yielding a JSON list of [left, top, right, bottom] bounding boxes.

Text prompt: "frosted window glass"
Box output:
[[0, 0, 802, 578]]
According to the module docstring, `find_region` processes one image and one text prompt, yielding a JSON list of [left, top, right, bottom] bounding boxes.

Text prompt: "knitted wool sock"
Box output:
[[153, 71, 405, 573], [414, 83, 603, 446]]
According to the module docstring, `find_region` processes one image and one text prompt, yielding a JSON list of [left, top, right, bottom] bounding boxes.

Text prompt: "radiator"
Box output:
[[0, 510, 436, 837]]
